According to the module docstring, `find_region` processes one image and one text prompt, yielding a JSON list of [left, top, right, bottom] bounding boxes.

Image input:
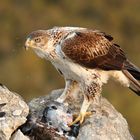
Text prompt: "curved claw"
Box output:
[[69, 111, 93, 126]]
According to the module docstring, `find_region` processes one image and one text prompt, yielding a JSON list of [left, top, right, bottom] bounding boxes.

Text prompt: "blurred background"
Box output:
[[0, 0, 140, 138]]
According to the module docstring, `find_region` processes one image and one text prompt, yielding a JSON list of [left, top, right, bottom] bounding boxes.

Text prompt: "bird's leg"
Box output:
[[69, 81, 102, 126], [56, 80, 78, 103], [69, 95, 92, 125]]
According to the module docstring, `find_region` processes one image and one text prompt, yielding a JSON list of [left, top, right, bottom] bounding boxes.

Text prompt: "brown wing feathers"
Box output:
[[61, 30, 126, 70]]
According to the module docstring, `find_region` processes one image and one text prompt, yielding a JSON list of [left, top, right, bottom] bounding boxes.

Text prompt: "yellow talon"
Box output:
[[69, 111, 93, 126]]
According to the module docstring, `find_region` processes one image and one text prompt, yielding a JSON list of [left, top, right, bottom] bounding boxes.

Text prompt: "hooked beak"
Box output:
[[24, 38, 34, 50]]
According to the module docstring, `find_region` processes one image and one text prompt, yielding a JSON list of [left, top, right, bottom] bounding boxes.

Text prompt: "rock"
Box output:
[[11, 129, 29, 140], [77, 98, 134, 140], [0, 85, 133, 140], [0, 84, 29, 140], [21, 89, 134, 140]]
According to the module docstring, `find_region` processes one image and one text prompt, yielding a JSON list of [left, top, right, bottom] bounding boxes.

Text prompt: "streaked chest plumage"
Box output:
[[51, 44, 100, 85]]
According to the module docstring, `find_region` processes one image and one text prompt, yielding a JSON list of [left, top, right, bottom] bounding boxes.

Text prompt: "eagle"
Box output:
[[25, 27, 140, 125]]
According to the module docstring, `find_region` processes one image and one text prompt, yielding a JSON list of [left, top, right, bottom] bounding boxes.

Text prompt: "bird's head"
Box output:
[[25, 30, 52, 58]]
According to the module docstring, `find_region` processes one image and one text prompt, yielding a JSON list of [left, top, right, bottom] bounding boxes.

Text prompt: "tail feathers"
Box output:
[[122, 70, 140, 96], [124, 60, 140, 80]]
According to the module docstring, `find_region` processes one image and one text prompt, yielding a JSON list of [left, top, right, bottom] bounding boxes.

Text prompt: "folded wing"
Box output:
[[61, 29, 126, 70]]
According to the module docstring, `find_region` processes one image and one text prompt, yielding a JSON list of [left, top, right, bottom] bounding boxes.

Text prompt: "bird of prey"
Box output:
[[25, 27, 140, 125]]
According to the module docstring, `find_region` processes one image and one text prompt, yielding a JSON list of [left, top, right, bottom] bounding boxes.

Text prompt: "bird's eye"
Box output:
[[34, 38, 41, 43]]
